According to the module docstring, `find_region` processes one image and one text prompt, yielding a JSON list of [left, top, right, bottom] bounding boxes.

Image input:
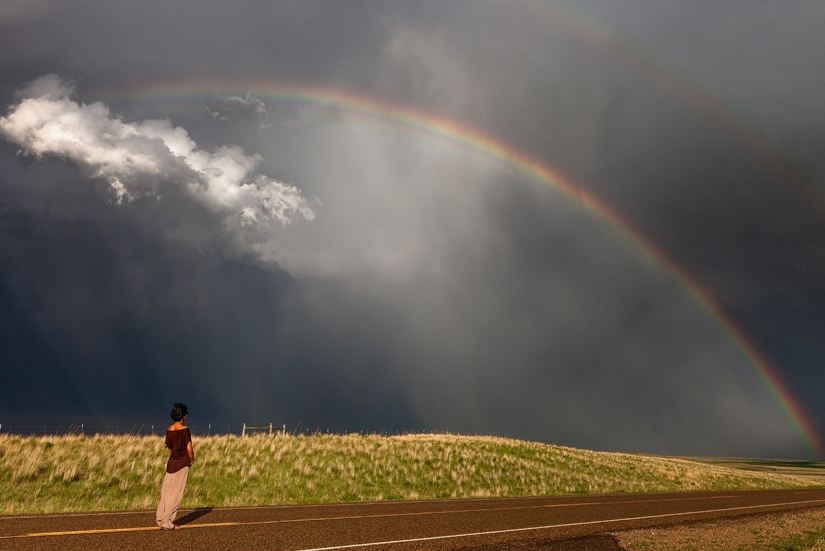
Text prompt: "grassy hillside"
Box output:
[[0, 433, 819, 515]]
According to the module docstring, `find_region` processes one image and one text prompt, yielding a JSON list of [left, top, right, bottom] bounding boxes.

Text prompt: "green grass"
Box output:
[[773, 528, 825, 551], [0, 433, 820, 515], [751, 461, 825, 470]]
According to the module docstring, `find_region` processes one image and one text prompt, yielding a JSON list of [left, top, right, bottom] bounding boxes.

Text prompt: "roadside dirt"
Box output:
[[451, 507, 825, 550], [613, 506, 825, 550]]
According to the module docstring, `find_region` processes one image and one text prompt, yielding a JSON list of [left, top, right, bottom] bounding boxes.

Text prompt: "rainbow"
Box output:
[[102, 79, 823, 458]]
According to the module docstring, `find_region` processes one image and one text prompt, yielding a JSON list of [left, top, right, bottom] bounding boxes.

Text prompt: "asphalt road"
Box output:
[[2, 489, 825, 551]]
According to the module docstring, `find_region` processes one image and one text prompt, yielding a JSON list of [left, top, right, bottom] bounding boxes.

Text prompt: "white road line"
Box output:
[[293, 499, 825, 551], [0, 495, 744, 539], [0, 494, 589, 520], [1, 494, 820, 542], [0, 510, 152, 521], [0, 493, 732, 522], [0, 502, 604, 539]]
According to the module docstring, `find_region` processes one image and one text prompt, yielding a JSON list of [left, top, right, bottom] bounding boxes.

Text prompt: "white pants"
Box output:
[[156, 467, 189, 529]]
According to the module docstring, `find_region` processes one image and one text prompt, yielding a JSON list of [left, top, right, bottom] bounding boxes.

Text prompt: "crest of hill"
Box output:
[[0, 433, 818, 515]]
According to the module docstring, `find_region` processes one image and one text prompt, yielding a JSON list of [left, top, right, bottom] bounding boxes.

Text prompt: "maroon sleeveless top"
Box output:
[[165, 428, 192, 474]]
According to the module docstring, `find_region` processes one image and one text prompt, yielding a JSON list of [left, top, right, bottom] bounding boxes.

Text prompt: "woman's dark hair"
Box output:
[[170, 403, 188, 422]]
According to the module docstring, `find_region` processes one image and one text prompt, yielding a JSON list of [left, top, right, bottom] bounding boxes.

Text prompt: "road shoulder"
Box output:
[[613, 506, 825, 550]]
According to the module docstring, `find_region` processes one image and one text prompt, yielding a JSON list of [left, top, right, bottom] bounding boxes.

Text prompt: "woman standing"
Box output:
[[156, 403, 194, 531]]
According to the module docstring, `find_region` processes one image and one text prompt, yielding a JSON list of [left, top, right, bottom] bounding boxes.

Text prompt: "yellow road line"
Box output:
[[3, 525, 173, 539], [0, 493, 744, 540]]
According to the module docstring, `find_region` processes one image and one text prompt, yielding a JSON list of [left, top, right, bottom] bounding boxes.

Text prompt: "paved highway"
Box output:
[[2, 489, 824, 550]]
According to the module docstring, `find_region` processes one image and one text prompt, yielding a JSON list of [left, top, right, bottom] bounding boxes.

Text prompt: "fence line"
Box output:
[[0, 422, 284, 437], [0, 423, 435, 438], [242, 423, 287, 437]]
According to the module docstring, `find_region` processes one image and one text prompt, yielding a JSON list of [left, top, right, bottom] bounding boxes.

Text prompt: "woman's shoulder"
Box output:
[[166, 425, 189, 432]]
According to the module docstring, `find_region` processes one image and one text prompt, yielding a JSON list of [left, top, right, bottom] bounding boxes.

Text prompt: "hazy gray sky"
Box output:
[[1, 0, 824, 458]]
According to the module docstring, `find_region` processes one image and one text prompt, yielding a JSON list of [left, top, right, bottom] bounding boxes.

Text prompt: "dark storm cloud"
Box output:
[[0, 0, 65, 24], [545, 1, 825, 431], [1, 1, 824, 458], [0, 0, 401, 91]]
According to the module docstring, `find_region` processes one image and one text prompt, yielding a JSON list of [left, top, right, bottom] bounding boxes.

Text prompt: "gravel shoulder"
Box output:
[[612, 506, 825, 550]]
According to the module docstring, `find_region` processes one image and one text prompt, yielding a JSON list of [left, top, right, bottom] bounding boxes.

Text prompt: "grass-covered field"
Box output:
[[0, 433, 819, 515]]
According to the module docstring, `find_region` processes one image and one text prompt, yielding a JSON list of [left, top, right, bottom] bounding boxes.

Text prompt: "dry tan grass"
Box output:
[[0, 433, 819, 515]]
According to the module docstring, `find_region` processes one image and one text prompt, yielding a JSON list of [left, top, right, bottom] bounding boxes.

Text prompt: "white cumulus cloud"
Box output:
[[0, 74, 315, 225]]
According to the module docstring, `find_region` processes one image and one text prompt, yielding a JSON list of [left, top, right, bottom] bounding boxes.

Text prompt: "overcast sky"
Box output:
[[1, 0, 824, 459]]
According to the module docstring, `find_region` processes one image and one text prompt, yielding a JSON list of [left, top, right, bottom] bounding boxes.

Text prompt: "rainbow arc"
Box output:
[[102, 79, 823, 458]]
